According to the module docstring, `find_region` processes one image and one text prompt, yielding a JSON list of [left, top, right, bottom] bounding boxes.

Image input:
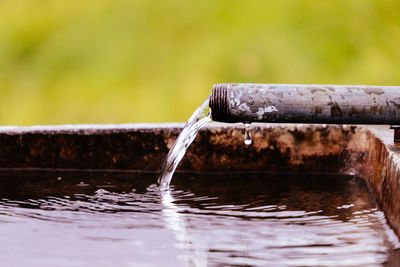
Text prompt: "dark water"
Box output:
[[0, 171, 399, 266]]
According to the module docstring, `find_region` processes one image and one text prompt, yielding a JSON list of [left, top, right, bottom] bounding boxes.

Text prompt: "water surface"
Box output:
[[0, 171, 399, 266]]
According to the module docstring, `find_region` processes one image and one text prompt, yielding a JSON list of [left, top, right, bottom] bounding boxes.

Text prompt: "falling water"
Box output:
[[158, 96, 211, 190]]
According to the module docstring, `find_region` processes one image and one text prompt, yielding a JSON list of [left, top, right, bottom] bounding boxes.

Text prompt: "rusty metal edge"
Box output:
[[2, 123, 400, 238]]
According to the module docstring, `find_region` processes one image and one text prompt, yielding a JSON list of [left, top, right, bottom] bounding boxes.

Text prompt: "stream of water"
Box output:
[[158, 96, 212, 190]]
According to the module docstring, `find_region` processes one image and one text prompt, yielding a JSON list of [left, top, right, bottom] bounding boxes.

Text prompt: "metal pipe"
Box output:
[[209, 83, 400, 124]]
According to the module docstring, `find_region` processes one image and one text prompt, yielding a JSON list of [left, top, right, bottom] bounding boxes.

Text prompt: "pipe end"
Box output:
[[210, 84, 230, 122]]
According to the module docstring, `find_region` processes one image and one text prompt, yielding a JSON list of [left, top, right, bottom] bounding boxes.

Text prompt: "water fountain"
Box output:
[[159, 83, 400, 189], [2, 83, 400, 265]]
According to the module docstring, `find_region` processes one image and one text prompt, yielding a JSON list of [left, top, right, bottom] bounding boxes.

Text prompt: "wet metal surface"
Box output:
[[210, 83, 400, 124]]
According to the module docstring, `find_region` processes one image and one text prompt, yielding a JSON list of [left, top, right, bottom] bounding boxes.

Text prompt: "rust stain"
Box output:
[[310, 88, 326, 94], [362, 88, 384, 95], [313, 106, 322, 117], [325, 86, 335, 92], [378, 106, 387, 114], [370, 106, 379, 113], [391, 98, 400, 111], [348, 106, 358, 117], [328, 102, 342, 118]]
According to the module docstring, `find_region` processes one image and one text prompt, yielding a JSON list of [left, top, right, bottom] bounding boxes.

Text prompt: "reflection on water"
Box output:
[[0, 171, 399, 266], [160, 187, 207, 266]]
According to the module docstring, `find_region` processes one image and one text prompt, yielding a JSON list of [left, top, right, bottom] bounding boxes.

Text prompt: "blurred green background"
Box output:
[[1, 0, 400, 125]]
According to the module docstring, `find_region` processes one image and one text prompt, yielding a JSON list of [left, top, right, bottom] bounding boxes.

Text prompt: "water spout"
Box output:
[[209, 83, 400, 124]]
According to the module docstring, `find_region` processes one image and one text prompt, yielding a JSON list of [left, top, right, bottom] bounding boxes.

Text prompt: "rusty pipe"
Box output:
[[209, 83, 400, 124]]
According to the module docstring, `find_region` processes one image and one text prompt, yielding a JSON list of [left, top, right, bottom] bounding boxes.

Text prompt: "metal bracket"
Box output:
[[390, 125, 400, 142]]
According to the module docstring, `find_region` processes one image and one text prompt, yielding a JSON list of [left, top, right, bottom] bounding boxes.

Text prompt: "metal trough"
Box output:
[[1, 123, 400, 239]]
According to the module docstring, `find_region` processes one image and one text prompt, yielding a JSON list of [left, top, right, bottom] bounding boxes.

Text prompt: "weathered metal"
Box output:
[[0, 124, 365, 173], [2, 123, 400, 241], [210, 83, 400, 124]]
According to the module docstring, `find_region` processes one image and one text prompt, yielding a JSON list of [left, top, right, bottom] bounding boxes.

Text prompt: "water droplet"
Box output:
[[244, 123, 252, 146]]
